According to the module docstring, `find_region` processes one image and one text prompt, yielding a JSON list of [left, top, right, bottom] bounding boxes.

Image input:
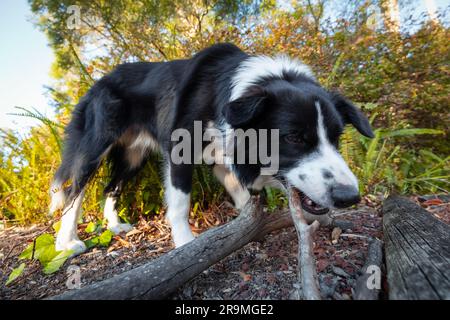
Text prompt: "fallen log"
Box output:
[[51, 196, 349, 300], [383, 196, 450, 300]]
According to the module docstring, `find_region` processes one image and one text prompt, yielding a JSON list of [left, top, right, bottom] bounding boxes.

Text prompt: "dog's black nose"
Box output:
[[331, 184, 360, 208]]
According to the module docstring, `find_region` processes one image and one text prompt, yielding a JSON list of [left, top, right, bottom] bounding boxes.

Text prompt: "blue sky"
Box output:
[[0, 0, 448, 131], [0, 0, 54, 130]]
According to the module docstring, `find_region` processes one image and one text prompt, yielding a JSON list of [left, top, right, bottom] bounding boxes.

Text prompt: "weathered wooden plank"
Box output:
[[383, 196, 450, 300]]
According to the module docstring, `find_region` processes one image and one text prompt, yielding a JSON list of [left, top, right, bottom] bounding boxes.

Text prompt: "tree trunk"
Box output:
[[381, 0, 400, 32]]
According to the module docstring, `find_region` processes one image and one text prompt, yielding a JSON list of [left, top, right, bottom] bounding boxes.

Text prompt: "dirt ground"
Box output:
[[0, 195, 448, 300]]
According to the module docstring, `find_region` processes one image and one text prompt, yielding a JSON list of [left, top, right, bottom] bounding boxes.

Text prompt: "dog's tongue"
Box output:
[[290, 187, 329, 215]]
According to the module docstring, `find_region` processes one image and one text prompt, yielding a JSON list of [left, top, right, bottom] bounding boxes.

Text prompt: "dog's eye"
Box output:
[[284, 133, 304, 145]]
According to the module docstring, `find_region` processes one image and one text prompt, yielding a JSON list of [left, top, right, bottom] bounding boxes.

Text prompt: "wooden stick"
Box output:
[[288, 187, 321, 300]]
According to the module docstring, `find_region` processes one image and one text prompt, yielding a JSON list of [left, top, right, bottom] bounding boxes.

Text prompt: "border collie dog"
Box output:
[[50, 43, 373, 255]]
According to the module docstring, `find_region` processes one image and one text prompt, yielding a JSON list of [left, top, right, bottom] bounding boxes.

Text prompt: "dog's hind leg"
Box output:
[[102, 146, 145, 235], [49, 96, 91, 215], [56, 139, 113, 255], [213, 164, 250, 209], [56, 189, 86, 255], [103, 194, 133, 235], [103, 129, 160, 234], [164, 162, 194, 248], [49, 168, 69, 215], [49, 145, 79, 215], [103, 182, 133, 235]]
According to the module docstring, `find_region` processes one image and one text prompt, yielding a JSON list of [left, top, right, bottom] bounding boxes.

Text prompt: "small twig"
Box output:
[[31, 237, 37, 260], [2, 242, 21, 263], [340, 233, 372, 240]]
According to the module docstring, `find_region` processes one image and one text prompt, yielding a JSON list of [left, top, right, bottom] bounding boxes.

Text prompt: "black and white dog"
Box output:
[[50, 43, 373, 255]]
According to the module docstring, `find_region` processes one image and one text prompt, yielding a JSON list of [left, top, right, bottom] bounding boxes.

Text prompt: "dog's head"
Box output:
[[223, 63, 374, 214]]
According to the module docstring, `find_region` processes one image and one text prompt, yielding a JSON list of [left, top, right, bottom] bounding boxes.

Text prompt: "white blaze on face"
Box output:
[[230, 55, 315, 102], [285, 102, 358, 208]]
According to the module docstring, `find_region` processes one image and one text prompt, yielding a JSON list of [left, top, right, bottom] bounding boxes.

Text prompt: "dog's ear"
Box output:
[[223, 86, 268, 126], [331, 92, 374, 138]]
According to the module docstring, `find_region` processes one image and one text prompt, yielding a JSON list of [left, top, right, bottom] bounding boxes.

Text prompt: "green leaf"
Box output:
[[84, 236, 99, 249], [145, 203, 155, 214], [118, 208, 130, 223], [99, 230, 113, 247], [19, 233, 56, 262], [6, 263, 26, 286], [36, 243, 58, 265], [355, 102, 378, 110], [19, 246, 33, 260], [419, 149, 444, 162], [52, 221, 61, 233], [85, 221, 97, 233], [43, 250, 73, 274], [382, 128, 444, 138], [192, 202, 199, 215]]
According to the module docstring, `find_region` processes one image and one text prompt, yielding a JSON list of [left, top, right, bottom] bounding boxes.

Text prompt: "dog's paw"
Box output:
[[233, 193, 251, 210], [55, 238, 87, 257], [173, 232, 195, 248], [108, 223, 133, 235]]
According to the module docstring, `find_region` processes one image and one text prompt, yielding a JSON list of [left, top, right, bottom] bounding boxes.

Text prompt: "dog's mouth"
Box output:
[[290, 186, 329, 215]]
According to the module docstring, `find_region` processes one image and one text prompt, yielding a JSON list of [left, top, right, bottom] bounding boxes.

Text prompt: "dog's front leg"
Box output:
[[213, 164, 250, 209], [164, 162, 195, 248]]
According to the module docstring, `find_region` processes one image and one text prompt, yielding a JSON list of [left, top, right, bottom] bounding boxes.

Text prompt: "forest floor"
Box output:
[[0, 195, 448, 300]]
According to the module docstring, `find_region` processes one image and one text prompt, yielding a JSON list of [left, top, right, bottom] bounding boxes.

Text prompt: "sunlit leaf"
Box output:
[[6, 263, 26, 286], [19, 233, 55, 262], [99, 230, 113, 247], [43, 250, 74, 274]]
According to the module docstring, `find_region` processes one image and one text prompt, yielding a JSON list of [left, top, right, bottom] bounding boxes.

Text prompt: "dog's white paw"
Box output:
[[56, 238, 87, 257], [233, 192, 251, 210], [108, 223, 133, 235], [172, 232, 195, 248]]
